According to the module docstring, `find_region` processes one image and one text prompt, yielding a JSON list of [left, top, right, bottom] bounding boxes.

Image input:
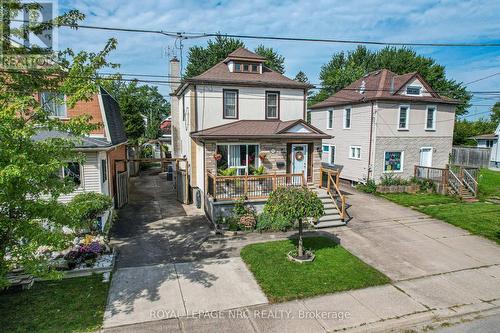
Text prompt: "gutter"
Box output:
[[367, 102, 374, 182]]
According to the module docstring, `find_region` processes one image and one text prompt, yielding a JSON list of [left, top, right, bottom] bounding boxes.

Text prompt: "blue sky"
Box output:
[[57, 0, 500, 119]]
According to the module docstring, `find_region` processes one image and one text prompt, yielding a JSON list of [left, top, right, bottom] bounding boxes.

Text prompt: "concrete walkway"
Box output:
[[104, 170, 267, 328], [103, 178, 500, 332]]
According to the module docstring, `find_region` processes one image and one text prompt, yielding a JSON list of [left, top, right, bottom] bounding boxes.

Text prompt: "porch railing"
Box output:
[[206, 171, 305, 201], [413, 165, 479, 197], [319, 166, 347, 221]]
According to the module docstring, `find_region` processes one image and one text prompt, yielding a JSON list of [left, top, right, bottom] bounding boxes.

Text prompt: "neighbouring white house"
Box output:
[[169, 48, 331, 216], [308, 69, 459, 184], [470, 122, 500, 168], [32, 87, 128, 228]]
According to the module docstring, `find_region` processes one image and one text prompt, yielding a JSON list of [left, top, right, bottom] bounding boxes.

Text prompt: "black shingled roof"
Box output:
[[99, 86, 127, 145]]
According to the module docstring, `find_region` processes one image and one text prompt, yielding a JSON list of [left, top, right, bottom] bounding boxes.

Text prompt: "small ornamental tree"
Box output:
[[68, 193, 113, 233], [264, 187, 324, 257]]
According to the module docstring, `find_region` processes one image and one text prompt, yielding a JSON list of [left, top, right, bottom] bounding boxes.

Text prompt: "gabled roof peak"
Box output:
[[225, 47, 266, 62]]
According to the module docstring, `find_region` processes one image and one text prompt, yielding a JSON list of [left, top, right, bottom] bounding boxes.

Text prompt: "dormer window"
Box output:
[[406, 86, 421, 96], [233, 62, 260, 73]]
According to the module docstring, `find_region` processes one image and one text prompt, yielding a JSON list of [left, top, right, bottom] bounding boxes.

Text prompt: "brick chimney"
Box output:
[[170, 56, 181, 93]]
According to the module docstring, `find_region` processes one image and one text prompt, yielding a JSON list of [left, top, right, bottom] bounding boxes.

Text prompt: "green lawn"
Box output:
[[418, 202, 500, 244], [380, 193, 460, 207], [0, 274, 109, 333], [240, 237, 390, 303], [478, 168, 500, 200]]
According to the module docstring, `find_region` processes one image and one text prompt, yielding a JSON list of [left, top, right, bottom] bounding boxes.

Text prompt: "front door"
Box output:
[[419, 147, 433, 167], [291, 144, 308, 179]]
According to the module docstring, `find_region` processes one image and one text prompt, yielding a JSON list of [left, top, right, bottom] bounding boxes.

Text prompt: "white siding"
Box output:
[[195, 85, 304, 130], [309, 103, 373, 182], [58, 152, 103, 203]]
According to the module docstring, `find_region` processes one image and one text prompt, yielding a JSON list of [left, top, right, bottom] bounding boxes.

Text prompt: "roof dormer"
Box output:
[[225, 47, 266, 74]]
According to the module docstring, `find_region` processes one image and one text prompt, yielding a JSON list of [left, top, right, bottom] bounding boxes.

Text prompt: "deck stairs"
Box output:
[[307, 182, 350, 228]]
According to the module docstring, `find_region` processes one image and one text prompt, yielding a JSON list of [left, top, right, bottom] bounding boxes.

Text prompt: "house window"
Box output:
[[349, 146, 361, 159], [406, 86, 421, 95], [223, 89, 238, 119], [243, 64, 249, 71], [252, 64, 259, 72], [40, 92, 67, 118], [329, 145, 336, 164], [486, 140, 494, 148], [182, 94, 186, 121], [327, 110, 333, 129], [266, 91, 279, 119], [216, 144, 260, 175], [398, 105, 409, 130], [60, 162, 82, 186], [235, 63, 241, 71], [101, 159, 107, 183], [384, 151, 404, 172], [426, 106, 436, 130], [343, 107, 351, 129]]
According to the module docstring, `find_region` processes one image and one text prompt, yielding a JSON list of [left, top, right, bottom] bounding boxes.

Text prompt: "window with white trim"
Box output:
[[40, 92, 67, 118], [223, 90, 238, 119], [349, 146, 361, 159], [398, 105, 409, 130], [406, 86, 421, 95], [426, 106, 436, 130], [266, 91, 279, 119], [384, 151, 404, 172], [216, 144, 260, 175], [343, 107, 351, 129], [59, 162, 82, 186], [329, 145, 336, 164], [101, 160, 107, 183], [327, 110, 333, 129]]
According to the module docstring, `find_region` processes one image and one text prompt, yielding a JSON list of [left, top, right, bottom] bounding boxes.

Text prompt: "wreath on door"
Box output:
[[295, 151, 304, 161]]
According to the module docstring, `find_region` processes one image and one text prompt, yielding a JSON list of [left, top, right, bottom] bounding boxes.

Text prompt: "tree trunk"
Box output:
[[298, 218, 304, 257]]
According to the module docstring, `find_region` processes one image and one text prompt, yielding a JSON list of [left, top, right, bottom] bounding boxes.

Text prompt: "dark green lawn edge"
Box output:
[[240, 236, 390, 303], [0, 273, 110, 333]]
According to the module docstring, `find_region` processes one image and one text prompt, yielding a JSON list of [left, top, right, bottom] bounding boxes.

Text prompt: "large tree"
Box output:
[[184, 36, 286, 78], [491, 101, 500, 124], [310, 46, 472, 115], [0, 2, 117, 286], [103, 80, 170, 141], [254, 44, 285, 74], [453, 118, 497, 145]]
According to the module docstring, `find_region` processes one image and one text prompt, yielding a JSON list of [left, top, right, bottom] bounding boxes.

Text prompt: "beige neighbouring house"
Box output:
[[169, 48, 332, 218], [308, 69, 459, 184]]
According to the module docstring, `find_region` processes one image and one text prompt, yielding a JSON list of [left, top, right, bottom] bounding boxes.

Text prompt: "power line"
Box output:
[[9, 19, 500, 47], [465, 72, 500, 85]]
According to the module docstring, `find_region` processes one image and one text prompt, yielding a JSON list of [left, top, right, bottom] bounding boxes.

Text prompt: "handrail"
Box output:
[[462, 168, 478, 196], [448, 169, 463, 194], [326, 172, 346, 220]]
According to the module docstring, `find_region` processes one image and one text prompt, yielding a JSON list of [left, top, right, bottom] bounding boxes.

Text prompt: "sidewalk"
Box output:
[[101, 263, 500, 333]]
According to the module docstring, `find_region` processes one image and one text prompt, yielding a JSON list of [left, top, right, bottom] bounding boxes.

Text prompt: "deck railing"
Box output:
[[206, 171, 305, 201], [414, 165, 448, 185], [413, 165, 479, 197]]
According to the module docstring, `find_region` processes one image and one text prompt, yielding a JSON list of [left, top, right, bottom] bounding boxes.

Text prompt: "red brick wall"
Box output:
[[107, 144, 127, 197], [68, 95, 105, 136]]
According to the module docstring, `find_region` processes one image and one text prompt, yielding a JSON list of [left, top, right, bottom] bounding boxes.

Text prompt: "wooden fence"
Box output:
[[451, 147, 491, 168], [206, 172, 305, 201], [115, 170, 129, 208]]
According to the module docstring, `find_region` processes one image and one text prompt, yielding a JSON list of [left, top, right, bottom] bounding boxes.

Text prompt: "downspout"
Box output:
[[367, 101, 374, 182]]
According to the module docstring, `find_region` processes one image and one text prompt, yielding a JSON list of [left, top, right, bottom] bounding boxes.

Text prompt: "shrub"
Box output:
[[250, 165, 265, 175], [218, 167, 237, 176], [409, 177, 436, 192], [140, 145, 154, 158], [256, 211, 294, 231], [380, 174, 409, 186], [356, 179, 377, 193], [67, 193, 113, 233]]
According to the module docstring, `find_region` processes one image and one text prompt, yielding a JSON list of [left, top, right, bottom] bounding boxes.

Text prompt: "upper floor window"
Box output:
[[398, 105, 409, 130], [327, 110, 333, 129], [234, 62, 259, 73], [349, 146, 361, 159], [426, 105, 436, 130], [343, 107, 351, 129], [265, 91, 279, 119], [40, 91, 67, 118], [486, 140, 494, 148], [406, 86, 421, 95], [223, 89, 238, 119]]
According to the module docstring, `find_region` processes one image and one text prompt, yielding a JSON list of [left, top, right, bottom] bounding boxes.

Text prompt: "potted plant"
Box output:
[[213, 153, 222, 161], [263, 187, 324, 262]]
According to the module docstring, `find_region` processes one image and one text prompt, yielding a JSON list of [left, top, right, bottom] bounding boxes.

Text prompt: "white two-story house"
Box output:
[[309, 69, 458, 184], [170, 48, 330, 210]]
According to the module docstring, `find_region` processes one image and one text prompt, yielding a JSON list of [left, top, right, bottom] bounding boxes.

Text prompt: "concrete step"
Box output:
[[314, 219, 346, 228]]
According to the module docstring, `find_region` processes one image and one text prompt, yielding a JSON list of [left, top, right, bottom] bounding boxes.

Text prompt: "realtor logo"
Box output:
[[0, 0, 58, 55]]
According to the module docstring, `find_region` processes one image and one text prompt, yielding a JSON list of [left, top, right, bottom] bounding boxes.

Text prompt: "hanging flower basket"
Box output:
[[258, 152, 267, 161], [213, 153, 222, 161]]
